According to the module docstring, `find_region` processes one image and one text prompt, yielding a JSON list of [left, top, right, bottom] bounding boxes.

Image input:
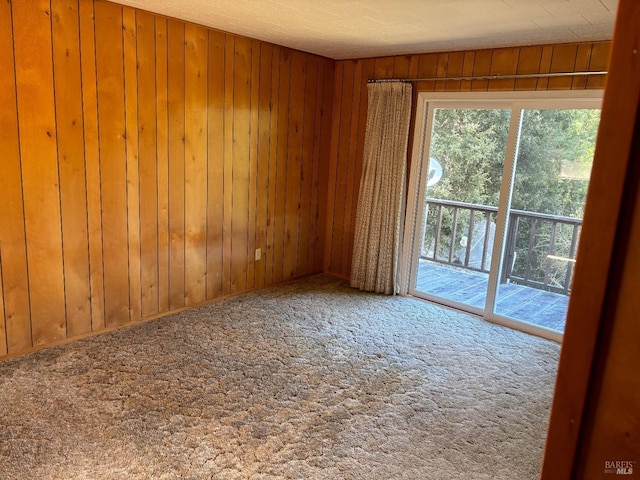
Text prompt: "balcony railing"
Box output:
[[421, 198, 582, 295]]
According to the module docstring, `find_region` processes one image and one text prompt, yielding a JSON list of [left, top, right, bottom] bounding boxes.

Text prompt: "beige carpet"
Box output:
[[0, 275, 559, 479]]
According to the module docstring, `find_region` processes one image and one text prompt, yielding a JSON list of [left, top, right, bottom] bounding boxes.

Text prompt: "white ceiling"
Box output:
[[112, 0, 618, 60]]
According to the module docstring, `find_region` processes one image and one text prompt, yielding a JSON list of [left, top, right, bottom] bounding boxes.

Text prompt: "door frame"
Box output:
[[401, 90, 603, 342]]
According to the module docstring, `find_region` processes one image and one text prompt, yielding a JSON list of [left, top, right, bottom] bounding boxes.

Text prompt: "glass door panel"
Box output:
[[494, 109, 600, 332], [415, 107, 511, 310]]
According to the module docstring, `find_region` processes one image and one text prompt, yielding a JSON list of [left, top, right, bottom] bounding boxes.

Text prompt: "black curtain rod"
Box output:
[[367, 70, 607, 83]]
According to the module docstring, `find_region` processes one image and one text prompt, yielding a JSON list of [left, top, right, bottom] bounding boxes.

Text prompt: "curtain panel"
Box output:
[[350, 82, 413, 294]]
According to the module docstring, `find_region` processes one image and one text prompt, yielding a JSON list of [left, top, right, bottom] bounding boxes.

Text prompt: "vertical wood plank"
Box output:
[[255, 42, 273, 288], [231, 36, 252, 293], [272, 48, 291, 284], [342, 60, 363, 277], [330, 60, 355, 275], [375, 56, 394, 78], [460, 51, 475, 91], [323, 61, 343, 273], [156, 17, 170, 313], [247, 39, 260, 289], [0, 250, 6, 356], [314, 59, 334, 272], [536, 46, 554, 90], [206, 30, 225, 299], [0, 0, 31, 352], [471, 50, 492, 91], [184, 23, 208, 305], [435, 53, 448, 92], [283, 51, 306, 280], [222, 34, 234, 294], [136, 10, 159, 317], [488, 47, 519, 90], [95, 1, 130, 326], [298, 55, 317, 277], [515, 46, 542, 91], [571, 44, 593, 90], [78, 0, 105, 332], [415, 53, 438, 92], [167, 19, 185, 309], [408, 54, 420, 79], [587, 42, 610, 89], [51, 0, 92, 337], [122, 6, 141, 324], [548, 44, 578, 90], [393, 55, 411, 78], [308, 56, 324, 274], [444, 52, 464, 91], [13, 0, 67, 344], [264, 45, 281, 286]]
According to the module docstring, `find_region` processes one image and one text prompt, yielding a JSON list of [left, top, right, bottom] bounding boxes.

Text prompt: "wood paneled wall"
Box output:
[[0, 0, 334, 358], [324, 41, 611, 279]]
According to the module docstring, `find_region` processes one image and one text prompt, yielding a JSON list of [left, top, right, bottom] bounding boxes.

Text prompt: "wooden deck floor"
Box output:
[[416, 260, 568, 332]]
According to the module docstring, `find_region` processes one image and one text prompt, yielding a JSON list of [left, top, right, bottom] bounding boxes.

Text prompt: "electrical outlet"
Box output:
[[255, 248, 261, 261]]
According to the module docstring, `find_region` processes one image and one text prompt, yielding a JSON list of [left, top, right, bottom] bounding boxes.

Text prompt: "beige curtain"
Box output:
[[350, 82, 412, 294]]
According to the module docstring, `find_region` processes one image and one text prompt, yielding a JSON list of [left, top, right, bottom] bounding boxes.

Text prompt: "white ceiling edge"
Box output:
[[109, 0, 618, 60]]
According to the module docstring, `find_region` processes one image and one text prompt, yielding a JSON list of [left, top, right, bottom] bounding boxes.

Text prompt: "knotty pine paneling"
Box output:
[[13, 0, 67, 346], [324, 41, 611, 280], [0, 0, 334, 359]]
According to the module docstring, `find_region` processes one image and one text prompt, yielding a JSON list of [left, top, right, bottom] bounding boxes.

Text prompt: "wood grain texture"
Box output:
[[122, 6, 141, 325], [0, 0, 32, 353], [0, 0, 333, 359], [307, 57, 324, 273], [314, 59, 335, 272], [247, 39, 261, 290], [443, 51, 464, 91], [184, 23, 208, 305], [52, 0, 92, 338], [541, 3, 638, 476], [342, 60, 363, 276], [137, 10, 159, 317], [222, 35, 234, 295], [329, 60, 355, 277], [13, 0, 67, 345], [298, 56, 318, 277], [0, 249, 5, 356], [272, 49, 291, 284], [264, 46, 281, 287], [255, 42, 273, 289], [323, 60, 343, 274], [324, 41, 611, 280], [167, 18, 186, 311], [95, 0, 130, 327], [156, 17, 170, 313], [206, 30, 225, 299], [284, 52, 306, 280], [78, 0, 105, 332], [230, 36, 251, 293]]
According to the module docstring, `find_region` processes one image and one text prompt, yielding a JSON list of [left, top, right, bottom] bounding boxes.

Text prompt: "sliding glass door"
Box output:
[[404, 93, 602, 339], [415, 107, 511, 313], [493, 108, 599, 331]]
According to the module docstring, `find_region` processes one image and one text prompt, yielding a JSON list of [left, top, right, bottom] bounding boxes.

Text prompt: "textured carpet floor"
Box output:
[[0, 275, 560, 479]]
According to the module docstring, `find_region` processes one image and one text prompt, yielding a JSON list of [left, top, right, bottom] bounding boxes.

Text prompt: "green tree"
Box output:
[[426, 107, 599, 217], [428, 108, 510, 206], [421, 107, 600, 291]]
